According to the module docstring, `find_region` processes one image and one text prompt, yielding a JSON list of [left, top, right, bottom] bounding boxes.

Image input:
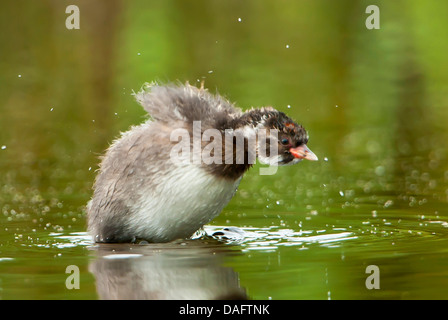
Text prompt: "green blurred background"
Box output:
[[1, 0, 448, 300]]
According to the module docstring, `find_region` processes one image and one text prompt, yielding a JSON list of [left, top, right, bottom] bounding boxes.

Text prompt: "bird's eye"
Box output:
[[281, 138, 289, 145]]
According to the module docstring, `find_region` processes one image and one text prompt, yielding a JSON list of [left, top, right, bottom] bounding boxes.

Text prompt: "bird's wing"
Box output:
[[134, 82, 241, 126]]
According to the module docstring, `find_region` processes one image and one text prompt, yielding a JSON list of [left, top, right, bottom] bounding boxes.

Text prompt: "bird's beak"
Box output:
[[289, 144, 318, 161]]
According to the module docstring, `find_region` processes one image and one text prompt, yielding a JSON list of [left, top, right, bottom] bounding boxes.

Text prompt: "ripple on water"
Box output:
[[43, 227, 357, 253], [49, 232, 93, 248], [44, 215, 447, 255], [204, 225, 358, 252]]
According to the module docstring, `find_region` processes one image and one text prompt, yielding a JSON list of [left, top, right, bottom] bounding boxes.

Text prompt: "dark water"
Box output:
[[1, 0, 448, 299]]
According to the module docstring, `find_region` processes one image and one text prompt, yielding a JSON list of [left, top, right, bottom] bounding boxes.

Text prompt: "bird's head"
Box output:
[[253, 109, 318, 166]]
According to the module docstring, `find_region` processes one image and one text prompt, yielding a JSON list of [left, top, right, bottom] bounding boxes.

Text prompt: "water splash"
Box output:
[[204, 225, 357, 252]]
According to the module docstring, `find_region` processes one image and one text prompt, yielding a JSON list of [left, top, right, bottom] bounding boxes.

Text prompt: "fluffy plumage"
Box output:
[[87, 83, 316, 243]]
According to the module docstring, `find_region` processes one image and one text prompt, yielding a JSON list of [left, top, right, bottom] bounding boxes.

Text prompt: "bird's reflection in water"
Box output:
[[88, 238, 247, 300]]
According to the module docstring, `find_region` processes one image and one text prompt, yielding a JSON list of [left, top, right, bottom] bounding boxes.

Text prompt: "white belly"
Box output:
[[128, 164, 241, 242]]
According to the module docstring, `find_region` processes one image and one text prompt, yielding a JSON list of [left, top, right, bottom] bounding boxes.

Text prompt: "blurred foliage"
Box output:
[[1, 0, 447, 166]]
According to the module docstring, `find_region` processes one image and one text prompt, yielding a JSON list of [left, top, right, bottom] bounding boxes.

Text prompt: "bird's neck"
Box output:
[[201, 109, 278, 180]]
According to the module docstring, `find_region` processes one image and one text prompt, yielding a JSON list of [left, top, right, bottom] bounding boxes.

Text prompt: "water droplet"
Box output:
[[286, 44, 290, 49], [237, 17, 242, 22], [375, 165, 385, 176], [208, 70, 213, 74], [50, 107, 54, 112], [1, 145, 6, 150], [324, 157, 328, 161], [384, 200, 394, 208], [335, 105, 339, 108], [18, 74, 22, 78], [339, 191, 344, 197], [287, 105, 291, 109], [137, 52, 141, 55]]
